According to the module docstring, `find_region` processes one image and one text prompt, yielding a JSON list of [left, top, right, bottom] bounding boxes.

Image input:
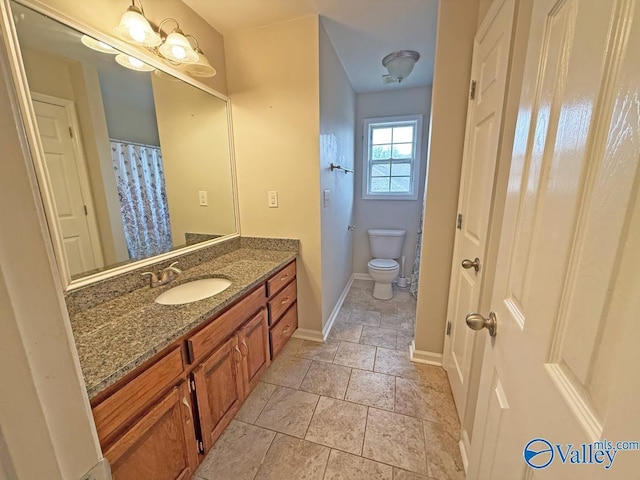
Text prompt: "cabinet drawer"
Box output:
[[270, 305, 297, 358], [93, 346, 184, 446], [188, 285, 266, 363], [268, 281, 297, 325], [267, 261, 296, 297]]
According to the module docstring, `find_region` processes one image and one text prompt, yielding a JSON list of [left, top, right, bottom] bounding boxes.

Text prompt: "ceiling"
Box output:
[[182, 0, 440, 93]]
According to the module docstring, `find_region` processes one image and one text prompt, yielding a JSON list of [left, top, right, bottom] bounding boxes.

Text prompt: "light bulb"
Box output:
[[128, 22, 147, 43], [171, 45, 186, 60], [129, 56, 144, 68]]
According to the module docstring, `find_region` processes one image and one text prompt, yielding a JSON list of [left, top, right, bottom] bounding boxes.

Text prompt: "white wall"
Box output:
[[352, 86, 432, 275], [319, 21, 355, 327], [414, 0, 479, 355], [225, 16, 324, 337]]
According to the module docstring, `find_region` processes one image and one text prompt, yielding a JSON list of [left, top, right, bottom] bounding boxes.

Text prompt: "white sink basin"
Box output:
[[155, 278, 232, 305]]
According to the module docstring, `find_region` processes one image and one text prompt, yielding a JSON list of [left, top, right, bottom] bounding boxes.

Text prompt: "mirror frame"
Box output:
[[0, 0, 241, 291]]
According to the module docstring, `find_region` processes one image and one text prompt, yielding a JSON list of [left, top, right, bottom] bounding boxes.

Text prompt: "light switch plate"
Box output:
[[198, 191, 208, 206], [268, 191, 278, 208]]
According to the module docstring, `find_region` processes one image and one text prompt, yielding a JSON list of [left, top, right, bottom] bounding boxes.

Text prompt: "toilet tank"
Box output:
[[368, 229, 406, 258]]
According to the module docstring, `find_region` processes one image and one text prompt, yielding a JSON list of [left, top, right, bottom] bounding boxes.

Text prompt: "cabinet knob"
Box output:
[[281, 297, 290, 305], [234, 345, 243, 364]]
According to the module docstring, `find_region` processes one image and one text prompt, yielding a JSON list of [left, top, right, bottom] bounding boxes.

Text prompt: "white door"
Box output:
[[443, 0, 516, 418], [468, 0, 640, 478], [32, 97, 102, 276]]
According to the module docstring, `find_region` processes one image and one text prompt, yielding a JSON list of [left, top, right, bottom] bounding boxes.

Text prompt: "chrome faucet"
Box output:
[[141, 262, 181, 288]]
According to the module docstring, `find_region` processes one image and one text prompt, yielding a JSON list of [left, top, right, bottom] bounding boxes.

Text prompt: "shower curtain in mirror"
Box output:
[[111, 140, 173, 260], [410, 198, 425, 299]]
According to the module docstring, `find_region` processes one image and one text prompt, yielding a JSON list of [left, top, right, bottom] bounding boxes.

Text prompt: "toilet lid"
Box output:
[[368, 259, 398, 270]]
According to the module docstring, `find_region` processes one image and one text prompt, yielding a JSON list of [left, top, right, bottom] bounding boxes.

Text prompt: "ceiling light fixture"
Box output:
[[113, 2, 161, 47], [115, 53, 155, 72], [382, 50, 420, 84], [81, 35, 119, 54]]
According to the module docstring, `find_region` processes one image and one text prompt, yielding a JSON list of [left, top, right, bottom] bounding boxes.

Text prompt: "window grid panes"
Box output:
[[367, 121, 417, 196]]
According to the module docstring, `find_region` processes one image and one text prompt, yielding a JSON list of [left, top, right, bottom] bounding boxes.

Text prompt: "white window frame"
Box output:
[[362, 114, 423, 201]]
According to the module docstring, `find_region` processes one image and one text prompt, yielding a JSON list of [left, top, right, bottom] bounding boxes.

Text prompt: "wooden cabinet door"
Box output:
[[105, 383, 197, 480], [239, 308, 270, 393], [193, 336, 244, 451]]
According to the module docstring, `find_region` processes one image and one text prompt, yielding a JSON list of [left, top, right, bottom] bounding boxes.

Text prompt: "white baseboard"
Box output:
[[321, 274, 355, 340], [352, 272, 373, 281], [291, 328, 324, 343], [409, 340, 443, 366], [460, 429, 471, 473]]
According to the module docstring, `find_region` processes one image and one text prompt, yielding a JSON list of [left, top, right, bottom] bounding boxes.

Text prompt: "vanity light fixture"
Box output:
[[183, 35, 216, 78], [113, 1, 162, 47], [115, 53, 155, 72], [382, 50, 420, 84], [81, 35, 119, 54], [157, 19, 198, 64]]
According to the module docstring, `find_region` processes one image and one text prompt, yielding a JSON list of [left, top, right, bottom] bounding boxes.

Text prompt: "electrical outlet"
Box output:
[[198, 190, 208, 206], [268, 191, 278, 208]]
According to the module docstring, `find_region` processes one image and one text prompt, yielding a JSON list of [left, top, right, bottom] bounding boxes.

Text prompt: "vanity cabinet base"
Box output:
[[91, 260, 297, 477]]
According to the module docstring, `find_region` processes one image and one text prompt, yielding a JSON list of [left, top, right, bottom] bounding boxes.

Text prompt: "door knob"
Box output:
[[461, 257, 481, 272], [465, 312, 497, 337]]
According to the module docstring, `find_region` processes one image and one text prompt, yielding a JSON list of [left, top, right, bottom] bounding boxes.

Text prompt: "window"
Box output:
[[362, 115, 423, 200]]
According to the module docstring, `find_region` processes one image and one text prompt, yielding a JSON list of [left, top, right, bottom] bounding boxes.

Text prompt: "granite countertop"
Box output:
[[70, 247, 297, 399]]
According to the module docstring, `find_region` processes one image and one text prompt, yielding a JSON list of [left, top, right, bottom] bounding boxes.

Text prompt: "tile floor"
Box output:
[[193, 279, 465, 480]]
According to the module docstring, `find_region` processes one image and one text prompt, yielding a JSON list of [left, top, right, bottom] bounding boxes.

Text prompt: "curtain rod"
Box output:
[[110, 138, 161, 149]]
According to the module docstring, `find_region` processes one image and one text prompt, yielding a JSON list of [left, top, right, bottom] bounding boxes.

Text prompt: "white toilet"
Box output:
[[367, 229, 406, 300]]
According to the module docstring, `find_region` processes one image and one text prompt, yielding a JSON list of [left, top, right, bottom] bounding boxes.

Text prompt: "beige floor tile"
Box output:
[[196, 420, 274, 480], [305, 396, 367, 455], [396, 331, 414, 351], [424, 421, 465, 480], [395, 377, 459, 430], [416, 365, 452, 394], [335, 310, 352, 324], [368, 301, 398, 315], [279, 337, 303, 356], [345, 369, 395, 411], [374, 347, 420, 379], [393, 469, 432, 479], [328, 322, 363, 343], [300, 362, 351, 399], [255, 386, 319, 438], [333, 342, 376, 370], [351, 279, 374, 289], [254, 433, 330, 480], [262, 353, 312, 388], [381, 314, 414, 331], [296, 340, 340, 363], [360, 326, 397, 349], [362, 408, 427, 475], [324, 449, 393, 480], [349, 310, 383, 327], [235, 382, 276, 424]]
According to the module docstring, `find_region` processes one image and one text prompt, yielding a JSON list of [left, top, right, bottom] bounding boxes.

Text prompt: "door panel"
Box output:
[[193, 336, 243, 452], [239, 309, 269, 393], [468, 0, 640, 478], [32, 99, 100, 274], [443, 0, 517, 418]]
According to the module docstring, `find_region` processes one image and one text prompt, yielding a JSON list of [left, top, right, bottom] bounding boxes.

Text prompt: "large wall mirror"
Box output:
[[4, 0, 238, 289]]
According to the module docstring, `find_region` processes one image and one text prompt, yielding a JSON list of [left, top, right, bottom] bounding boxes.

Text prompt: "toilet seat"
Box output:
[[368, 258, 399, 270]]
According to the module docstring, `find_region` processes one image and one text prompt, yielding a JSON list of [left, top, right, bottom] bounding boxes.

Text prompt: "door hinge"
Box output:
[[469, 80, 477, 100], [197, 440, 204, 455], [83, 205, 88, 216], [446, 321, 452, 336], [68, 126, 73, 138], [457, 213, 463, 229]]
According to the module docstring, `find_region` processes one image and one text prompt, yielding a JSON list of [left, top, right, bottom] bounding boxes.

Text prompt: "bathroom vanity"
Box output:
[[77, 246, 298, 479]]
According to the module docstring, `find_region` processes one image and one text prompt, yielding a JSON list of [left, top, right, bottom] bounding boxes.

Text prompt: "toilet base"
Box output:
[[373, 281, 393, 300]]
